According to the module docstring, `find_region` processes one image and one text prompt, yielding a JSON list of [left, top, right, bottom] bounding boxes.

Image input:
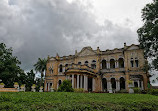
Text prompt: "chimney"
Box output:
[[75, 50, 77, 56], [124, 42, 127, 49], [97, 47, 100, 54], [56, 53, 59, 59]]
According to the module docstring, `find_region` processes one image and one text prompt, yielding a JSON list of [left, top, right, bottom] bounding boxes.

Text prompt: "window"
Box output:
[[59, 80, 62, 86], [110, 59, 115, 68], [78, 62, 81, 65], [91, 60, 96, 69], [118, 58, 124, 68], [85, 61, 88, 66], [102, 60, 106, 69], [135, 58, 139, 67], [65, 64, 68, 71], [59, 64, 62, 72], [131, 58, 134, 67]]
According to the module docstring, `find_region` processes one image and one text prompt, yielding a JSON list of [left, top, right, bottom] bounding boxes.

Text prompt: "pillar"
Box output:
[[106, 62, 109, 69], [80, 75, 83, 88], [107, 80, 111, 91], [92, 78, 95, 92], [77, 75, 79, 89], [66, 75, 68, 80], [108, 62, 110, 69], [141, 81, 144, 90], [72, 74, 74, 88], [116, 80, 120, 91], [84, 75, 88, 91], [138, 80, 140, 88], [115, 61, 117, 68], [48, 83, 50, 91]]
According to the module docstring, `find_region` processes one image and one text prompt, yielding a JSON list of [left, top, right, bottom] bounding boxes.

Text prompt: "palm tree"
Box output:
[[34, 58, 47, 87]]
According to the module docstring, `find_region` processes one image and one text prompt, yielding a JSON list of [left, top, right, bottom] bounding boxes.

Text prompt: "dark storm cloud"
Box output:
[[0, 0, 137, 70]]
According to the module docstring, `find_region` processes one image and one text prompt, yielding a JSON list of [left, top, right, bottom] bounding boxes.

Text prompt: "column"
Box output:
[[92, 78, 95, 92], [84, 75, 87, 91], [45, 83, 47, 91], [116, 61, 119, 68], [108, 62, 110, 69], [48, 83, 50, 91], [68, 75, 70, 80], [72, 74, 74, 88], [115, 61, 117, 68], [66, 75, 68, 80], [106, 62, 109, 69], [138, 80, 140, 88], [141, 81, 144, 90], [107, 80, 111, 91], [80, 75, 83, 88], [116, 80, 120, 91], [77, 75, 79, 89]]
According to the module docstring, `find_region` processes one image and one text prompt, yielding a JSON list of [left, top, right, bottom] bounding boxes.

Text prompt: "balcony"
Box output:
[[100, 68, 125, 73], [65, 64, 97, 76]]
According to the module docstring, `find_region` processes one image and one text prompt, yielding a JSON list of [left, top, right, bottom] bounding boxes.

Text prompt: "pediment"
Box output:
[[78, 47, 96, 57], [49, 57, 56, 61], [127, 45, 139, 50]]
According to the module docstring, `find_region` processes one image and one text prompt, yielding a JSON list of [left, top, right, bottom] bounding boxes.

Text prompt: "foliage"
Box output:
[[34, 58, 47, 86], [35, 78, 41, 92], [147, 89, 158, 96], [74, 88, 84, 93], [57, 80, 74, 92], [127, 80, 133, 85], [117, 89, 128, 93], [1, 92, 158, 110], [0, 43, 22, 88], [133, 87, 141, 94], [137, 0, 158, 70], [25, 70, 35, 91]]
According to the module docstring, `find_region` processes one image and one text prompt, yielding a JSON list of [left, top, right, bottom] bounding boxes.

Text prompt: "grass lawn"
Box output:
[[0, 92, 158, 111]]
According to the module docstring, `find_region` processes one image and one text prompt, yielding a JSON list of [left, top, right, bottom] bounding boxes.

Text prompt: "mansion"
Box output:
[[44, 43, 149, 92]]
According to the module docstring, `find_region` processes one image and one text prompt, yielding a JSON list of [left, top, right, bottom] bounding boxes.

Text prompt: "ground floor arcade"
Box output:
[[45, 74, 146, 92]]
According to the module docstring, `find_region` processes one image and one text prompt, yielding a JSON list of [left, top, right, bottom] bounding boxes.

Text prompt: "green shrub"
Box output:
[[74, 88, 84, 93], [117, 89, 128, 93], [147, 89, 158, 96], [133, 87, 141, 93], [57, 80, 74, 92]]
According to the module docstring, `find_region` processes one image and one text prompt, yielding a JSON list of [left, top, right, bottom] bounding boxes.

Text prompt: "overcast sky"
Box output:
[[0, 0, 152, 71]]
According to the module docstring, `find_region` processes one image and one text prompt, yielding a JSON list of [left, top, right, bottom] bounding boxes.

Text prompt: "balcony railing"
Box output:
[[65, 64, 96, 74]]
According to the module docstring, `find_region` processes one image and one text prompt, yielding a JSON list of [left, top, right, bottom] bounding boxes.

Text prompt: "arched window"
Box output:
[[65, 64, 68, 67], [59, 64, 62, 72], [135, 58, 139, 67], [102, 78, 107, 92], [131, 58, 134, 67], [78, 62, 81, 65], [111, 78, 116, 89], [91, 60, 96, 69], [65, 64, 68, 71], [102, 60, 106, 69], [118, 58, 124, 68], [120, 77, 125, 90], [85, 61, 88, 66], [59, 80, 62, 86], [49, 67, 52, 74], [110, 59, 115, 68]]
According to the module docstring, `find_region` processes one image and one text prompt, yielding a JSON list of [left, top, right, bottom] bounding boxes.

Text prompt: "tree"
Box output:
[[0, 43, 22, 87], [137, 0, 158, 70], [25, 70, 35, 91], [34, 58, 47, 87], [57, 80, 74, 92]]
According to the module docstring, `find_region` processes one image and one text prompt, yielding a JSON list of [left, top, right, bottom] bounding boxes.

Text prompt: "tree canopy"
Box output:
[[137, 0, 158, 70], [34, 58, 47, 86], [0, 43, 22, 87]]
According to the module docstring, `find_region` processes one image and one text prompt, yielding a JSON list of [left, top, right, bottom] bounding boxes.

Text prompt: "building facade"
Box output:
[[44, 43, 149, 92]]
